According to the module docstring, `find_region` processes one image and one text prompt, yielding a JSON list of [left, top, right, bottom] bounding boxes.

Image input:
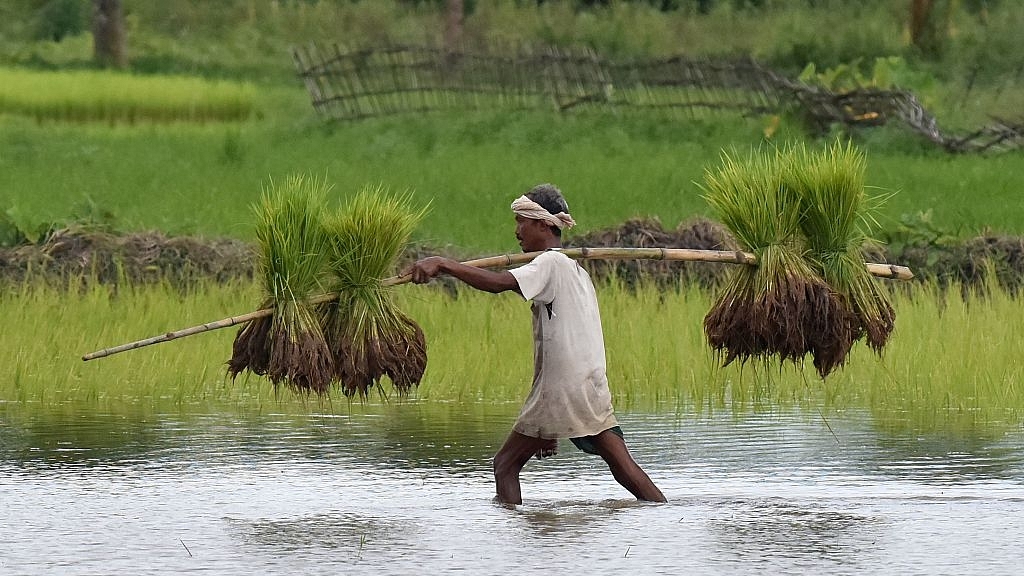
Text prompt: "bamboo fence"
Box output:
[[292, 42, 1024, 154]]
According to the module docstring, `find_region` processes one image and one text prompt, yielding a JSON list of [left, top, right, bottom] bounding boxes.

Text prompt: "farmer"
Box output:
[[407, 183, 666, 506]]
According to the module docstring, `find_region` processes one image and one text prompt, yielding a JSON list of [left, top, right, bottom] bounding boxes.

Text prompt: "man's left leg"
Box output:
[[589, 429, 667, 502], [493, 431, 553, 506]]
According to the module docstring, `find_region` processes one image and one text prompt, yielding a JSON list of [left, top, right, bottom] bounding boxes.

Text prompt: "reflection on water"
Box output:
[[1, 403, 1022, 575], [707, 499, 881, 570], [513, 498, 644, 538], [230, 512, 404, 553], [867, 430, 1024, 483], [1, 409, 165, 467]]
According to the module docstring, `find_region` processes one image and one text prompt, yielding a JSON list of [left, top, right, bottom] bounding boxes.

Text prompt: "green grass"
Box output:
[[0, 280, 269, 410], [0, 67, 256, 124], [2, 277, 1021, 433], [1, 0, 1022, 252], [3, 103, 1024, 255]]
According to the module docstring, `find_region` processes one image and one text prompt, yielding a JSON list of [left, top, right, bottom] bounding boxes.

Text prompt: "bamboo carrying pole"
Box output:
[[81, 247, 913, 361]]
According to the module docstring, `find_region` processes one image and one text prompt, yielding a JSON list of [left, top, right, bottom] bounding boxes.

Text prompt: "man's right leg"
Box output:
[[493, 431, 551, 505]]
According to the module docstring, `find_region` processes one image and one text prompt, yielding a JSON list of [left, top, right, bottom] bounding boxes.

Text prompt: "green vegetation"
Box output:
[[228, 174, 335, 393], [785, 141, 894, 353], [2, 108, 1024, 255], [0, 2, 1021, 251], [0, 67, 256, 123], [227, 178, 429, 396], [700, 145, 832, 372], [0, 1, 1021, 437], [322, 185, 429, 397], [1, 278, 1020, 432], [700, 142, 902, 378]]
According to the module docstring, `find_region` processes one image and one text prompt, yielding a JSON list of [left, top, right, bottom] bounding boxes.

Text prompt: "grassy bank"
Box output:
[[1, 277, 1020, 432], [3, 106, 1024, 254]]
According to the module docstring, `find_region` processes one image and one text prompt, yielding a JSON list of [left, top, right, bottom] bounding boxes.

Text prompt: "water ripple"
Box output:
[[1, 407, 1022, 575]]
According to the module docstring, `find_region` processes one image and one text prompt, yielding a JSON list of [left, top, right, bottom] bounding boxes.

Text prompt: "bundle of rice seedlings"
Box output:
[[784, 141, 895, 358], [227, 174, 335, 393], [701, 148, 841, 371], [322, 185, 428, 397]]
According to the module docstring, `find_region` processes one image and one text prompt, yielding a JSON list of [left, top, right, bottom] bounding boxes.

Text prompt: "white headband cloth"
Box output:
[[511, 195, 576, 230]]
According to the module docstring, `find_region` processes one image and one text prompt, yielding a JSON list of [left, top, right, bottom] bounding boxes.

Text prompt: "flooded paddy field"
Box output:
[[2, 403, 1021, 575]]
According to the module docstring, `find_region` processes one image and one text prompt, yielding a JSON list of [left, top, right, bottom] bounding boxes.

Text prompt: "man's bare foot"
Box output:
[[491, 495, 518, 509]]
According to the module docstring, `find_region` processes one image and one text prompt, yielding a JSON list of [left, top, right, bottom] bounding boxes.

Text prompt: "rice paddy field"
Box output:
[[2, 2, 1023, 574], [1, 277, 1021, 431], [0, 67, 256, 124]]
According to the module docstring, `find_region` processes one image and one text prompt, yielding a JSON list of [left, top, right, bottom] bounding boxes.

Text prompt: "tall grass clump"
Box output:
[[322, 185, 429, 397], [784, 141, 895, 353], [700, 148, 843, 375], [702, 141, 899, 378], [0, 67, 255, 124], [227, 174, 334, 393]]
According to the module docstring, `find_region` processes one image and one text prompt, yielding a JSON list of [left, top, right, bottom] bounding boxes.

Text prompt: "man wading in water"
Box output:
[[408, 184, 666, 506]]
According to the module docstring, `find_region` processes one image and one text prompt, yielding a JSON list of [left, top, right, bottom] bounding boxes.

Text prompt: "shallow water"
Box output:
[[2, 403, 1022, 576]]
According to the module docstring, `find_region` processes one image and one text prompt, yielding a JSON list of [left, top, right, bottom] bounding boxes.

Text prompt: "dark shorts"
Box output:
[[570, 426, 623, 455]]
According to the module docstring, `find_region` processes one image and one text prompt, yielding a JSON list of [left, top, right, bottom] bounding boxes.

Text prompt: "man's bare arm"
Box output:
[[408, 256, 521, 294]]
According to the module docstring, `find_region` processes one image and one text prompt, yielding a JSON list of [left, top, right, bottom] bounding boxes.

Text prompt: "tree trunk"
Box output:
[[444, 0, 464, 54], [910, 0, 956, 58], [909, 0, 933, 48], [93, 0, 127, 68]]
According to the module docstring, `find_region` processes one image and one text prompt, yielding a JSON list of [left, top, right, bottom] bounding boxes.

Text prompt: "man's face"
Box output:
[[515, 215, 552, 252]]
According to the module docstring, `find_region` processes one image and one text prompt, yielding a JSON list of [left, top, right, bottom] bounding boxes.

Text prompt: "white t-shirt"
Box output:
[[508, 250, 618, 439]]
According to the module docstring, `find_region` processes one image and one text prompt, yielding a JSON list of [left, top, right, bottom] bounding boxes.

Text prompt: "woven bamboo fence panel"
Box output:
[[292, 43, 1023, 154]]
